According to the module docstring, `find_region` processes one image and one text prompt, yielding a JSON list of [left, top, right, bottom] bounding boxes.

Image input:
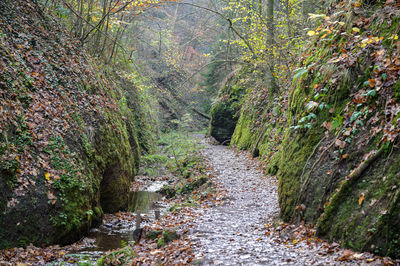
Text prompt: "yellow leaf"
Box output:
[[292, 239, 299, 244], [323, 29, 332, 34], [358, 193, 365, 205], [307, 30, 316, 36], [352, 27, 360, 33], [45, 172, 50, 181]]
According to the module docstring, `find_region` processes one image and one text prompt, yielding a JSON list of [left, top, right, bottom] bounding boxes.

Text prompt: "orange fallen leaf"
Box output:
[[369, 79, 376, 87]]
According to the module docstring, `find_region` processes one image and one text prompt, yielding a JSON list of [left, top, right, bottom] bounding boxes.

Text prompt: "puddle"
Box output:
[[71, 190, 166, 262], [128, 191, 162, 213]]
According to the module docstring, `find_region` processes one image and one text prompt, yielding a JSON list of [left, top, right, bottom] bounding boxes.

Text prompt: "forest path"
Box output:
[[189, 136, 342, 265]]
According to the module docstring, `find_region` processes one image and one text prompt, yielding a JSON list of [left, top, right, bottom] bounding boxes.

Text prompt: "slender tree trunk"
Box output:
[[266, 0, 276, 95], [285, 0, 292, 38], [94, 0, 108, 54], [100, 0, 113, 57]]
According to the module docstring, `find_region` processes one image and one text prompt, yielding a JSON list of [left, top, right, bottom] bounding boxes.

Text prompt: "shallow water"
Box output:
[[69, 190, 164, 264]]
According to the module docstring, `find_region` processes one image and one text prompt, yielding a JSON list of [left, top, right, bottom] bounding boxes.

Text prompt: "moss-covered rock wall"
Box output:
[[220, 0, 400, 258], [276, 1, 400, 257], [209, 67, 250, 143], [231, 87, 287, 174], [0, 0, 141, 248]]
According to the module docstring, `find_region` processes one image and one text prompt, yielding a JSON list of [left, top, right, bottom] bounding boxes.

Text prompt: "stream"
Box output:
[[64, 182, 169, 263]]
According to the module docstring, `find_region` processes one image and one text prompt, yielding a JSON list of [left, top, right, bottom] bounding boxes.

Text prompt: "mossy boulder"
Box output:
[[145, 229, 163, 240], [0, 0, 140, 248], [157, 230, 179, 248]]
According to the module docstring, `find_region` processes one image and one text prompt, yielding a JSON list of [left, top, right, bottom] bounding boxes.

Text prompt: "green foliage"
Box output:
[[117, 68, 160, 154], [159, 131, 204, 176], [97, 246, 135, 266], [145, 230, 163, 240]]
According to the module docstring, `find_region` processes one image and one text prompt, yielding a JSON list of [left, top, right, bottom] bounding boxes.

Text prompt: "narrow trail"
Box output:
[[189, 139, 341, 265]]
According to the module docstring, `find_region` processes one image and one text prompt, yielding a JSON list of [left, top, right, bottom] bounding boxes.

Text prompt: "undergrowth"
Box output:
[[97, 130, 213, 264]]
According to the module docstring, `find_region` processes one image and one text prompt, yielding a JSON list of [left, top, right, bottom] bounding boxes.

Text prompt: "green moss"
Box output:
[[231, 111, 253, 150], [315, 148, 400, 257], [145, 230, 163, 240], [393, 80, 400, 102], [278, 126, 324, 220], [157, 230, 179, 248], [380, 16, 400, 48], [178, 176, 208, 195], [157, 237, 166, 248]]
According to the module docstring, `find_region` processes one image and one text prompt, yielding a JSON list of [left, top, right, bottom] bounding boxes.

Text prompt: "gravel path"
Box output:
[[189, 140, 342, 265]]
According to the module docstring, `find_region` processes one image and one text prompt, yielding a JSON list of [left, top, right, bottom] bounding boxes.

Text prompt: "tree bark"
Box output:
[[266, 0, 276, 95]]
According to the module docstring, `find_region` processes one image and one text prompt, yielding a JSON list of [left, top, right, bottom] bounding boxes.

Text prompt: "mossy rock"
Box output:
[[209, 69, 248, 144], [157, 230, 180, 248], [275, 3, 400, 258], [145, 230, 163, 240], [159, 186, 177, 199], [209, 101, 238, 143], [0, 0, 140, 248], [179, 176, 208, 195]]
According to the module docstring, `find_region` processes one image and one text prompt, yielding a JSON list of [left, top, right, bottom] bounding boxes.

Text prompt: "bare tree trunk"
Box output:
[[100, 0, 113, 57], [285, 0, 292, 38], [94, 0, 108, 54], [266, 0, 276, 95]]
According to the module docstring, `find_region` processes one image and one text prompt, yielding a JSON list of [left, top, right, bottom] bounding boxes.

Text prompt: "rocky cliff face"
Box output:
[[277, 1, 400, 257], [0, 0, 140, 248], [215, 0, 400, 258], [209, 67, 249, 144]]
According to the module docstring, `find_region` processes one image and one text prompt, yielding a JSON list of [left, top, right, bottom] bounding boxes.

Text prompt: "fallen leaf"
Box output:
[[369, 79, 376, 87], [307, 30, 316, 36], [358, 193, 365, 205]]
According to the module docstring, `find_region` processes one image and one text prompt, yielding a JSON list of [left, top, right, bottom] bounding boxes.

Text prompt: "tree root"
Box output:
[[295, 137, 327, 208], [317, 145, 385, 234]]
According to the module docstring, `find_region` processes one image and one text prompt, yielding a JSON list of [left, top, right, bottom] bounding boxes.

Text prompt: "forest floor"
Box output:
[[187, 136, 395, 265], [0, 134, 398, 265]]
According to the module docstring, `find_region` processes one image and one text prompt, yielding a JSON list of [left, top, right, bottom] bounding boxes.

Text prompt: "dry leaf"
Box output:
[[358, 193, 365, 205]]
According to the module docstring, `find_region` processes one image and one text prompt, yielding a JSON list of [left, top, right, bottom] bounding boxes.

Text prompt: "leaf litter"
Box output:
[[0, 135, 399, 265]]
